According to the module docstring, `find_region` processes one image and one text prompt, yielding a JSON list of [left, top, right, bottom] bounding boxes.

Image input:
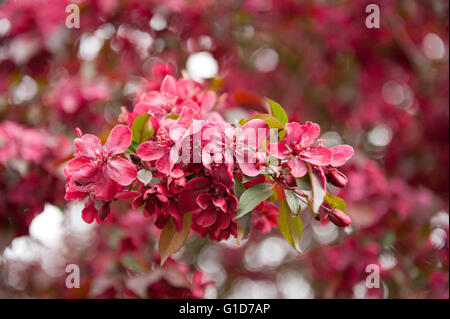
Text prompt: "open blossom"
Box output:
[[268, 121, 332, 177], [136, 105, 196, 174], [234, 119, 269, 177], [132, 183, 183, 231], [64, 125, 137, 201], [179, 177, 238, 241]]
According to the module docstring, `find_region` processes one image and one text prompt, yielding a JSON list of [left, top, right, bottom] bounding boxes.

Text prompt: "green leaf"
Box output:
[[237, 213, 252, 244], [127, 141, 139, 154], [131, 113, 154, 143], [324, 193, 348, 214], [309, 166, 326, 213], [278, 200, 303, 253], [236, 183, 273, 219], [266, 98, 288, 126], [159, 213, 192, 266], [137, 169, 153, 185], [285, 189, 300, 215], [233, 176, 246, 199], [241, 114, 284, 129], [166, 114, 180, 119]]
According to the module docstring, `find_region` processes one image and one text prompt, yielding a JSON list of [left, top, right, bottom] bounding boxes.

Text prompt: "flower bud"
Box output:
[[98, 202, 110, 221], [285, 174, 297, 187], [326, 170, 348, 188], [130, 153, 142, 165], [328, 208, 351, 227]]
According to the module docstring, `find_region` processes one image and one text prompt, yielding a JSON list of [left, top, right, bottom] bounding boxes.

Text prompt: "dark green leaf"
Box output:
[[233, 176, 246, 199], [236, 183, 273, 218]]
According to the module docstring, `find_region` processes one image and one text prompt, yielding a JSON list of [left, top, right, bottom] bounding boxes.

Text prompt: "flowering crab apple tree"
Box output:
[[64, 75, 354, 262]]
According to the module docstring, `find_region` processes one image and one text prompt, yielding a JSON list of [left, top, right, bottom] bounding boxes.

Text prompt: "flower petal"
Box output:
[[156, 156, 171, 175], [178, 177, 211, 213], [169, 124, 187, 143], [104, 125, 132, 156], [197, 193, 214, 209], [95, 171, 118, 201], [288, 157, 308, 178], [66, 157, 99, 183], [197, 208, 218, 228], [213, 197, 228, 213], [200, 91, 217, 113], [299, 121, 320, 147], [106, 157, 137, 186], [160, 75, 177, 95], [285, 122, 303, 146], [237, 151, 263, 177], [300, 146, 332, 166], [330, 145, 354, 167], [238, 119, 268, 150], [82, 201, 97, 224], [137, 141, 166, 161], [74, 134, 103, 158], [215, 212, 231, 230], [267, 142, 290, 159]]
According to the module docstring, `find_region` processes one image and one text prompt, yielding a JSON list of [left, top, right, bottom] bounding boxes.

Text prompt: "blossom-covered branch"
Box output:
[[64, 75, 354, 261]]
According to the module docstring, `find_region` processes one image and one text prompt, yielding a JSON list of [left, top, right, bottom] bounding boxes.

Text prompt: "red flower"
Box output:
[[268, 121, 332, 177], [65, 125, 137, 201], [179, 177, 238, 241], [132, 184, 183, 231], [136, 106, 195, 174]]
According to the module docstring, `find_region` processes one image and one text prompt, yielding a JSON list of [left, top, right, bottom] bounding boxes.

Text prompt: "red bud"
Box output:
[[130, 153, 142, 165], [326, 170, 348, 188], [328, 208, 351, 227], [285, 174, 297, 187]]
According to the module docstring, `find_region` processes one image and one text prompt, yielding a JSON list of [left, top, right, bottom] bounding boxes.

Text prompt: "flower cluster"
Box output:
[[64, 75, 354, 259]]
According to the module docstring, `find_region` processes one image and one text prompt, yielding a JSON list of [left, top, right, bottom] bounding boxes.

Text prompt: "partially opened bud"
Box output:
[[328, 208, 351, 227], [326, 170, 348, 188], [130, 153, 142, 165]]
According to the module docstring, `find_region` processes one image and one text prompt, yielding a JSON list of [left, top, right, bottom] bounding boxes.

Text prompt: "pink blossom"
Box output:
[[234, 119, 269, 177], [268, 121, 332, 177], [65, 125, 137, 201]]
